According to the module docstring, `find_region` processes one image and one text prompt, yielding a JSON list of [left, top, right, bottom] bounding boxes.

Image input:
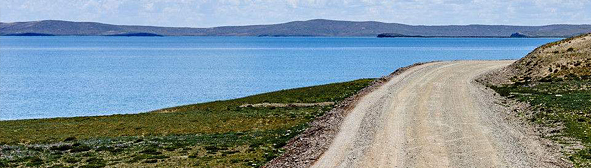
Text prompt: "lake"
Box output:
[[0, 36, 559, 120]]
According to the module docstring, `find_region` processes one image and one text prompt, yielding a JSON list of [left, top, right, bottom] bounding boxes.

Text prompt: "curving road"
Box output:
[[311, 61, 567, 168]]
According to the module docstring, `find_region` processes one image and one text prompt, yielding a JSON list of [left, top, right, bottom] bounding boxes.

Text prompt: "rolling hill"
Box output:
[[483, 33, 591, 84], [1, 19, 591, 37]]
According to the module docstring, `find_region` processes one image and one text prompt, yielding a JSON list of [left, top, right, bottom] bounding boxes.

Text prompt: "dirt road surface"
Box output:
[[311, 61, 568, 168]]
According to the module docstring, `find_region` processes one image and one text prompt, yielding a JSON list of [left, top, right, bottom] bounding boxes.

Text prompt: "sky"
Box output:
[[1, 0, 590, 27]]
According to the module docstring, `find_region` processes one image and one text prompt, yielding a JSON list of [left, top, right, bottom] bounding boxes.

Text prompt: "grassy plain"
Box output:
[[0, 79, 374, 167]]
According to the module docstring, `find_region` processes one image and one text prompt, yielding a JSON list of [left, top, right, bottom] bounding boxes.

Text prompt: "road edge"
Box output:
[[475, 67, 574, 168], [263, 62, 434, 168]]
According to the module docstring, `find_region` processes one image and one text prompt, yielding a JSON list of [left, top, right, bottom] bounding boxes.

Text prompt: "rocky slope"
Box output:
[[511, 33, 591, 81], [484, 33, 591, 84]]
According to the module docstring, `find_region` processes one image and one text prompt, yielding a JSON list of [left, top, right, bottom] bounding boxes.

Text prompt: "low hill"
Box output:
[[507, 33, 591, 82], [106, 33, 163, 37], [1, 19, 591, 37], [377, 33, 423, 38]]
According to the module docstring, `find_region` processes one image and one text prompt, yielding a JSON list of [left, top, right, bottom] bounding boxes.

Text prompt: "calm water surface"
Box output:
[[0, 36, 559, 120]]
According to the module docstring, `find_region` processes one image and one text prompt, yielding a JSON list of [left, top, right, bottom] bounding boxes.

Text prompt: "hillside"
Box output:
[[484, 34, 591, 167], [1, 19, 591, 37], [506, 33, 591, 82]]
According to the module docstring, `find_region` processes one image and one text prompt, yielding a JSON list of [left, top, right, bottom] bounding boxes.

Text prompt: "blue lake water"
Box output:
[[0, 36, 559, 120]]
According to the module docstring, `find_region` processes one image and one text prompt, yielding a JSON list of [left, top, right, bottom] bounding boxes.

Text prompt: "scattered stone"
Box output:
[[239, 102, 334, 108]]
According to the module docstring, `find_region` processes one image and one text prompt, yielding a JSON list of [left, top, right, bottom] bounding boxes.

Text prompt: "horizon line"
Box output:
[[2, 19, 590, 29]]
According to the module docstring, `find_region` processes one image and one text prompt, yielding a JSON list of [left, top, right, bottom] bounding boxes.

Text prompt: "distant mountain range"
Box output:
[[1, 19, 590, 37]]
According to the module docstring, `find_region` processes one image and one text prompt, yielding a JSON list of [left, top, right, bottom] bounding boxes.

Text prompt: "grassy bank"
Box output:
[[0, 79, 374, 167], [490, 79, 591, 167]]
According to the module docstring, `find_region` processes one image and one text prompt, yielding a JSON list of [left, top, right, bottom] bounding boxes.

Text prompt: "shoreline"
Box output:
[[2, 60, 445, 122], [0, 82, 373, 121]]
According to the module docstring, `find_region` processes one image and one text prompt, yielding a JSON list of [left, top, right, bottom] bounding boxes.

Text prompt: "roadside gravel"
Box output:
[[264, 62, 428, 168], [311, 61, 570, 168]]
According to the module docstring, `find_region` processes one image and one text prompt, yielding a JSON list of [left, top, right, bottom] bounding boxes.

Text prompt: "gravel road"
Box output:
[[311, 61, 569, 168]]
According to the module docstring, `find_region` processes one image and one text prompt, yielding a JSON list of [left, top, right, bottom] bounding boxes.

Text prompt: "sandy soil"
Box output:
[[310, 61, 570, 168]]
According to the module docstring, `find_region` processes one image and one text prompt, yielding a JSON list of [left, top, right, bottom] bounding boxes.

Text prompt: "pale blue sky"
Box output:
[[1, 0, 590, 27]]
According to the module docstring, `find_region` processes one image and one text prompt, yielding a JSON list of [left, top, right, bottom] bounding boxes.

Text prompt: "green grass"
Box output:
[[490, 79, 591, 167], [0, 79, 374, 168]]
